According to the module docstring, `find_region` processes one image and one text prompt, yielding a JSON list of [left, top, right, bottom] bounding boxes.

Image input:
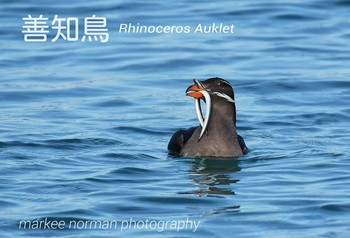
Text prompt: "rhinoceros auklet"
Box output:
[[168, 77, 248, 157]]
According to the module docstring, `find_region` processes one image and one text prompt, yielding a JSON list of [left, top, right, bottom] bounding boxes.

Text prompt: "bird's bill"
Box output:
[[186, 84, 205, 99]]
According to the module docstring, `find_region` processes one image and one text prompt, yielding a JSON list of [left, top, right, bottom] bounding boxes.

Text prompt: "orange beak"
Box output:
[[186, 83, 205, 99]]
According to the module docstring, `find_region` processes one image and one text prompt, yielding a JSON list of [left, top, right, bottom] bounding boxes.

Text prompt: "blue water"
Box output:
[[1, 0, 350, 237]]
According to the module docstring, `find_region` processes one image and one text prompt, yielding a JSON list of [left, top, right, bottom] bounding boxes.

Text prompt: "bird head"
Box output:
[[186, 77, 235, 103], [185, 77, 236, 140]]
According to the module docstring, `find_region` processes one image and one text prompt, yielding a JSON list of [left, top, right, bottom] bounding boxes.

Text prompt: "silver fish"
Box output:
[[195, 90, 211, 140]]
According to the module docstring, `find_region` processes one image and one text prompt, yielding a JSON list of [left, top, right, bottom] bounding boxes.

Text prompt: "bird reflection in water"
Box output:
[[180, 158, 241, 199]]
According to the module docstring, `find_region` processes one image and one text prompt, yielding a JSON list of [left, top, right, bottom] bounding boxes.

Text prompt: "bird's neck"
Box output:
[[208, 101, 237, 133]]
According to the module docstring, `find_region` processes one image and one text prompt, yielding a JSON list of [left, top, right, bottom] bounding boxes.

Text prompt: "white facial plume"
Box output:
[[212, 92, 235, 103]]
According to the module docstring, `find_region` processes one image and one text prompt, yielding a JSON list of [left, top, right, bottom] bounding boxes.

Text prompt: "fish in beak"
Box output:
[[185, 79, 211, 140]]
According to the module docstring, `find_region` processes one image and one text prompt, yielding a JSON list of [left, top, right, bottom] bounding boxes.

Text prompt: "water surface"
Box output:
[[1, 0, 350, 237]]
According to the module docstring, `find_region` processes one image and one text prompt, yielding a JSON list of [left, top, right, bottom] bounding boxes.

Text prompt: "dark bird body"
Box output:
[[168, 77, 248, 157]]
